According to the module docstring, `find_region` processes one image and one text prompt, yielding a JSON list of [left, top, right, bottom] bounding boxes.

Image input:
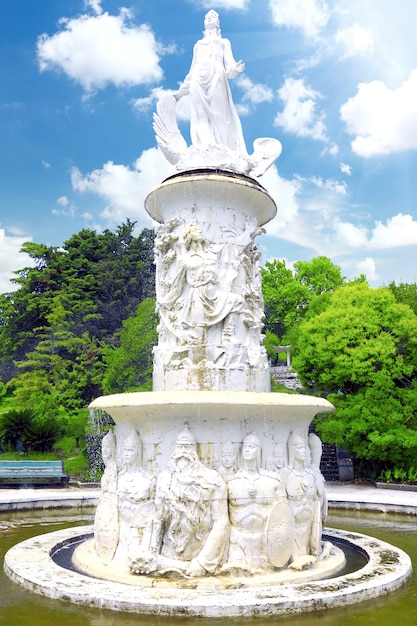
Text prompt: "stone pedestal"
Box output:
[[145, 169, 276, 392]]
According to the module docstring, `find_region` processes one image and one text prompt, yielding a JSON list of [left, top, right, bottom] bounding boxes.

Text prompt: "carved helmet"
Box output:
[[176, 425, 197, 448]]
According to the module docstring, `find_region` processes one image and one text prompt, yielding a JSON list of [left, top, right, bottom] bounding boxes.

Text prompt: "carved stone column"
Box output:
[[145, 169, 277, 392]]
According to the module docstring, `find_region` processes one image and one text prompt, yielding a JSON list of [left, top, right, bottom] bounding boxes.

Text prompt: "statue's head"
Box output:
[[123, 429, 142, 467], [101, 430, 116, 462], [287, 432, 306, 469], [221, 440, 236, 469], [273, 441, 287, 469], [171, 425, 198, 471], [241, 431, 262, 469], [204, 10, 220, 36], [183, 224, 202, 249]]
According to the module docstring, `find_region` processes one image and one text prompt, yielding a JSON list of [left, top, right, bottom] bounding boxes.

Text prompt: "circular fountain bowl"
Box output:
[[4, 526, 412, 618]]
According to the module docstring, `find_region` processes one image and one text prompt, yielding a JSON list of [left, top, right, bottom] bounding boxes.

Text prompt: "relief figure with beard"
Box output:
[[131, 426, 228, 577]]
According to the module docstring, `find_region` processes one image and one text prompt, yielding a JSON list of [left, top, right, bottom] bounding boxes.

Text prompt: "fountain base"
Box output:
[[4, 525, 412, 617]]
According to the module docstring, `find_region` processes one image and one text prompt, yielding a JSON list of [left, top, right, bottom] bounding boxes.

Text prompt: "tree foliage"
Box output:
[[388, 280, 417, 316], [292, 283, 417, 471], [102, 298, 158, 394], [261, 256, 345, 340], [0, 222, 156, 430]]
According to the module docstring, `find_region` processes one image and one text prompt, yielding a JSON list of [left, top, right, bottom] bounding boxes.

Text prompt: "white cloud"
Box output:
[[132, 87, 191, 122], [355, 257, 379, 281], [0, 229, 34, 294], [275, 77, 327, 141], [236, 76, 274, 108], [303, 176, 347, 195], [334, 24, 374, 58], [42, 160, 51, 169], [261, 166, 301, 232], [369, 213, 417, 249], [37, 9, 164, 94], [269, 0, 330, 39], [71, 148, 174, 226], [332, 220, 369, 250], [340, 69, 417, 156], [52, 196, 76, 218], [340, 162, 351, 175], [84, 0, 103, 15]]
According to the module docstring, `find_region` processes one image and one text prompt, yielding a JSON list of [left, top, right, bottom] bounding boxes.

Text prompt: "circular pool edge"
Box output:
[[3, 525, 413, 617]]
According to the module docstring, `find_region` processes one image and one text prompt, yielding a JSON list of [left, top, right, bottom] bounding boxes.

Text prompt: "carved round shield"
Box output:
[[264, 501, 295, 568], [94, 495, 119, 562], [131, 500, 155, 528], [310, 499, 322, 556]]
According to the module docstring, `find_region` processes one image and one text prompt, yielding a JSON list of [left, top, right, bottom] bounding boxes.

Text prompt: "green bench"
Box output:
[[0, 460, 69, 487]]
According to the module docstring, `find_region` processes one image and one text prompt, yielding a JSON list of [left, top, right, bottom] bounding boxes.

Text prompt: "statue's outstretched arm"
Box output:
[[223, 38, 245, 79]]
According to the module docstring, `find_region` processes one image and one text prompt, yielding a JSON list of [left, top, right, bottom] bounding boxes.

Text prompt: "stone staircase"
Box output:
[[271, 367, 353, 482], [320, 442, 340, 482], [270, 366, 303, 391]]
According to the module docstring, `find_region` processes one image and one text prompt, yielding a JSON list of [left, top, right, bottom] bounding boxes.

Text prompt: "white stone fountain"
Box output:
[[4, 9, 412, 618]]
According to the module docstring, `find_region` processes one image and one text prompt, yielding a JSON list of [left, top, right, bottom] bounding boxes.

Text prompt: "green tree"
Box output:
[[292, 283, 417, 471], [0, 222, 155, 386], [261, 259, 310, 339], [388, 281, 417, 316], [102, 298, 158, 393], [261, 256, 345, 341]]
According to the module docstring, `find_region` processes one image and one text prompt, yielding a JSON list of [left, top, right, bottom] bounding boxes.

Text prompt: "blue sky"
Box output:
[[1, 0, 417, 293]]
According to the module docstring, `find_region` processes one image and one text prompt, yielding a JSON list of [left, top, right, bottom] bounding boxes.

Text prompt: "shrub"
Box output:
[[0, 408, 36, 450], [23, 416, 63, 452]]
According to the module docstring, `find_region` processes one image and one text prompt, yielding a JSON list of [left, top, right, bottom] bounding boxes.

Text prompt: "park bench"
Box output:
[[0, 460, 69, 487]]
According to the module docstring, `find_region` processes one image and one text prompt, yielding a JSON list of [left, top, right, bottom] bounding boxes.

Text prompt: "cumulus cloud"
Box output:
[[334, 24, 374, 58], [237, 76, 274, 106], [37, 9, 164, 94], [355, 257, 379, 281], [0, 229, 33, 294], [269, 0, 330, 39], [275, 77, 327, 140], [71, 148, 174, 226], [340, 69, 417, 156], [368, 213, 417, 249]]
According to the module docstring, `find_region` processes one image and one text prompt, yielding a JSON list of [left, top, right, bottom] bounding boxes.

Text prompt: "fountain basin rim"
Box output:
[[89, 390, 334, 413], [4, 526, 412, 618]]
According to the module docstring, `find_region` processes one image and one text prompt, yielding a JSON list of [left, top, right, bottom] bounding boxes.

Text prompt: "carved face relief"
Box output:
[[221, 451, 236, 469], [294, 443, 306, 464], [102, 441, 114, 463], [123, 444, 137, 467], [242, 442, 258, 462]]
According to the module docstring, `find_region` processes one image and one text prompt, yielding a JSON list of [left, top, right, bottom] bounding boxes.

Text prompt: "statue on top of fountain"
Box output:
[[153, 10, 282, 177]]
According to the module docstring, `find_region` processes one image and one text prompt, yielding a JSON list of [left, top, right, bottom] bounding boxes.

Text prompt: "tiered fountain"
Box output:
[[4, 9, 411, 618]]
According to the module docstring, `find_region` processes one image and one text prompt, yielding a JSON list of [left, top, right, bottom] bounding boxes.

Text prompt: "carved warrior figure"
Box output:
[[218, 440, 237, 480], [94, 430, 119, 563], [285, 432, 322, 568], [130, 426, 228, 577], [225, 431, 288, 573], [153, 11, 282, 176], [156, 223, 259, 349], [116, 429, 156, 561]]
